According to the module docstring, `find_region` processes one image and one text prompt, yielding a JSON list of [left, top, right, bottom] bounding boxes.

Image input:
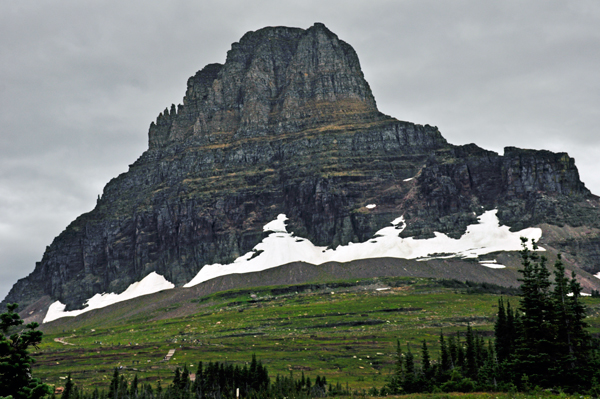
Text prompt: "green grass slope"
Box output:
[[31, 275, 600, 394]]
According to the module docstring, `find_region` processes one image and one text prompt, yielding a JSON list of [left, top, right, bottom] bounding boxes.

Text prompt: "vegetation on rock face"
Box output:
[[0, 303, 51, 399]]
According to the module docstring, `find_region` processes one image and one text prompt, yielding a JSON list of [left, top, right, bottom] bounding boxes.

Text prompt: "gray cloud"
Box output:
[[1, 0, 599, 301]]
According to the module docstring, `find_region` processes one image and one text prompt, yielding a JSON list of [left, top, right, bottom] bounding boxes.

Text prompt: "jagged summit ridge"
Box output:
[[149, 23, 380, 149], [3, 23, 599, 318]]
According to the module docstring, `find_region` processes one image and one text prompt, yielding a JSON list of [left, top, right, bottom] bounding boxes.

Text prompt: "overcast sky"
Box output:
[[1, 0, 599, 301]]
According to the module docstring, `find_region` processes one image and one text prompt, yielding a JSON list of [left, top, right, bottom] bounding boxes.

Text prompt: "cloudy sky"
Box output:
[[1, 0, 599, 301]]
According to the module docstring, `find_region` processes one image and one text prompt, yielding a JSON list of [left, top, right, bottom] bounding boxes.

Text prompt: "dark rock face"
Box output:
[[3, 23, 599, 311]]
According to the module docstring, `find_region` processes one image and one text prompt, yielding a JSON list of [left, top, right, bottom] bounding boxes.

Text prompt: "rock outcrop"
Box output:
[[3, 23, 600, 311]]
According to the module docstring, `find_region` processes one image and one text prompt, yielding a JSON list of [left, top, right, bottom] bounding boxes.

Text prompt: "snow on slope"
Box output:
[[479, 260, 506, 269], [43, 210, 542, 322], [43, 272, 174, 323], [184, 210, 542, 288]]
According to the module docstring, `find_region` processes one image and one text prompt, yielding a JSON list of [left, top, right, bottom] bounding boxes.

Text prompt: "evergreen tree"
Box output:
[[551, 253, 575, 387], [448, 334, 457, 370], [402, 344, 417, 393], [505, 300, 516, 357], [512, 238, 554, 387], [395, 339, 403, 376], [421, 340, 431, 378], [180, 365, 190, 391], [0, 303, 52, 399], [156, 379, 162, 396], [108, 368, 119, 399], [439, 331, 451, 374], [118, 375, 127, 399], [548, 255, 592, 389], [456, 334, 465, 370], [192, 361, 203, 397], [465, 324, 477, 379], [63, 373, 74, 399], [476, 335, 486, 368], [129, 374, 138, 398], [172, 367, 181, 391], [495, 298, 510, 363], [388, 339, 403, 394]]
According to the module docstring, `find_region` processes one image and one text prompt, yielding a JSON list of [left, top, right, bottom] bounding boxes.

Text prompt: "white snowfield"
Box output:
[[44, 209, 542, 322], [478, 260, 507, 269], [184, 209, 542, 287], [43, 272, 174, 323]]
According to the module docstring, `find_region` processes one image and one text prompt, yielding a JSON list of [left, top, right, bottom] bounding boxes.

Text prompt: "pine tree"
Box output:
[[192, 361, 203, 397], [421, 340, 431, 378], [513, 238, 554, 387], [172, 367, 181, 390], [388, 339, 403, 394], [0, 303, 52, 399], [456, 334, 465, 370], [440, 331, 451, 374], [495, 297, 510, 363], [505, 300, 516, 357], [63, 373, 74, 399], [130, 374, 138, 398], [448, 335, 457, 369], [402, 344, 417, 393], [395, 339, 403, 376], [549, 256, 592, 389], [180, 365, 190, 391], [465, 324, 477, 379], [118, 375, 127, 399], [551, 253, 574, 386], [108, 368, 119, 399]]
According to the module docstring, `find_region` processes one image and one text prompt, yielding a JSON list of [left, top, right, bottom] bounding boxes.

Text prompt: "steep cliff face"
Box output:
[[149, 23, 379, 148], [3, 23, 599, 312]]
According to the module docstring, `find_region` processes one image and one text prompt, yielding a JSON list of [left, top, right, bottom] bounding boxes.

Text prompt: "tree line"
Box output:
[[55, 356, 340, 399], [384, 238, 600, 395]]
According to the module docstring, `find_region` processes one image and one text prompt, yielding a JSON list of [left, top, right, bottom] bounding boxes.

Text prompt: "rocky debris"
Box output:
[[3, 23, 599, 312]]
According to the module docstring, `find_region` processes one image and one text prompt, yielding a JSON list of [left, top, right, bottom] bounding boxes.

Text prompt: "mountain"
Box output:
[[3, 23, 600, 320]]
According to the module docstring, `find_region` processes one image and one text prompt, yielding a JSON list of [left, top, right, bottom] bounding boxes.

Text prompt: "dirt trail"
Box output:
[[54, 336, 75, 345]]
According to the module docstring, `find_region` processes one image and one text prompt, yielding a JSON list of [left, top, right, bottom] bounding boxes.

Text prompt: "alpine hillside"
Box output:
[[3, 23, 600, 320]]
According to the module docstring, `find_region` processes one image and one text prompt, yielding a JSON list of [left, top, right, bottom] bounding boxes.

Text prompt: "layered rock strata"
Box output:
[[3, 23, 599, 311]]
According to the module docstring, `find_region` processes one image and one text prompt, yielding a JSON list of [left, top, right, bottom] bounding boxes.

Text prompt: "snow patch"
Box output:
[[366, 204, 376, 209], [43, 272, 174, 323], [479, 260, 506, 269], [185, 210, 542, 287], [391, 216, 405, 227], [263, 214, 287, 233], [44, 210, 543, 322]]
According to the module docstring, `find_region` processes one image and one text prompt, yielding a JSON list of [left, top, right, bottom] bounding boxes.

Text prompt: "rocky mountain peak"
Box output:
[[149, 23, 379, 149], [3, 24, 599, 318]]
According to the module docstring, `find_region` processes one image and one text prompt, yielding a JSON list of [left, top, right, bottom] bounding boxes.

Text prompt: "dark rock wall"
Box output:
[[3, 23, 598, 311]]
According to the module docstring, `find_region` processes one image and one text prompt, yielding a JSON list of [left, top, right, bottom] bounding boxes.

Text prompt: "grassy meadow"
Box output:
[[31, 277, 600, 394]]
